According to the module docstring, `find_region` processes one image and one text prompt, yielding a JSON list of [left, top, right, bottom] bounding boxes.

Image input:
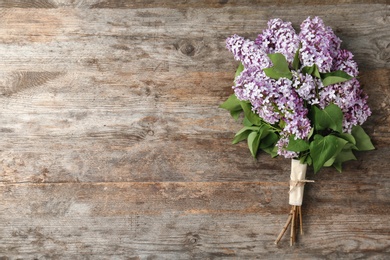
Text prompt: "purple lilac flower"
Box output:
[[255, 18, 300, 63], [329, 44, 370, 132], [332, 49, 359, 77], [233, 67, 282, 124], [276, 136, 298, 158], [299, 16, 341, 72], [225, 17, 371, 157], [226, 34, 271, 69], [318, 79, 371, 132], [273, 78, 311, 139], [292, 72, 321, 105]]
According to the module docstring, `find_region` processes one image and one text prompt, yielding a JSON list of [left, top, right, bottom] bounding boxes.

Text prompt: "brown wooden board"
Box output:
[[0, 1, 389, 258]]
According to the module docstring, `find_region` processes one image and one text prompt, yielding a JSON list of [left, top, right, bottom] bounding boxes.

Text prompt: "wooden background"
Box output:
[[0, 0, 388, 259]]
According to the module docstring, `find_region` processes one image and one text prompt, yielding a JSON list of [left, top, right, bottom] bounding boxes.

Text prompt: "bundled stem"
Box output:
[[274, 160, 313, 246], [274, 205, 304, 246]]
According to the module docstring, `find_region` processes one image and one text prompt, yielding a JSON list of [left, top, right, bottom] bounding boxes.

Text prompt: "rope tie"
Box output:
[[289, 179, 315, 193]]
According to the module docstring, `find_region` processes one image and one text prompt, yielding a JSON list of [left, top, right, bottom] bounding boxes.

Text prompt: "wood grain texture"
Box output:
[[2, 0, 389, 9], [0, 0, 389, 258], [0, 182, 389, 258]]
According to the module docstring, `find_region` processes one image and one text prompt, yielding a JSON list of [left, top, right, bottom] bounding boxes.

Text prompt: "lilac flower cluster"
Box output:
[[255, 18, 300, 63], [299, 16, 341, 72], [226, 17, 371, 158], [226, 35, 271, 69]]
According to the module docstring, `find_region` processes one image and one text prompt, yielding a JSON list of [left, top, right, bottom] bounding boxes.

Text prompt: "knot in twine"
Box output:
[[288, 179, 315, 193]]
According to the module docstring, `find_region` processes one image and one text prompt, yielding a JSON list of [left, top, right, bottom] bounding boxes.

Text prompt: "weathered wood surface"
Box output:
[[0, 0, 388, 259]]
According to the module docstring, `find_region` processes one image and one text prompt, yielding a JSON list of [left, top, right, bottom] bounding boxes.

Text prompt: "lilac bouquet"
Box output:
[[221, 17, 374, 174]]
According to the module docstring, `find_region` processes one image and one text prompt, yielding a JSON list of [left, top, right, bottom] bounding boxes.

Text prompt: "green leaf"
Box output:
[[230, 110, 242, 120], [312, 64, 321, 79], [299, 154, 308, 164], [301, 64, 320, 78], [301, 65, 314, 75], [287, 135, 309, 152], [351, 125, 375, 151], [259, 130, 278, 149], [234, 62, 244, 82], [320, 70, 353, 87], [220, 94, 241, 112], [292, 49, 300, 71], [307, 128, 314, 139], [312, 104, 343, 133], [336, 137, 349, 153], [263, 53, 292, 80], [232, 126, 260, 144], [232, 131, 251, 144], [235, 126, 260, 137], [247, 131, 261, 158], [257, 125, 278, 156], [309, 135, 340, 173], [336, 148, 357, 163], [333, 162, 343, 173], [313, 134, 322, 141], [343, 142, 358, 150], [240, 101, 261, 126], [278, 120, 286, 129], [336, 133, 356, 145], [333, 148, 357, 172], [243, 116, 253, 127], [323, 157, 336, 167], [220, 94, 243, 120], [245, 124, 279, 158], [262, 145, 278, 157], [306, 155, 313, 166], [299, 154, 313, 165], [323, 137, 349, 167]]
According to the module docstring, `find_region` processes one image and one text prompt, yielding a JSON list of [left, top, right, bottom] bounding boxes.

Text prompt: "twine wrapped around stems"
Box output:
[[275, 159, 314, 246], [289, 179, 315, 193]]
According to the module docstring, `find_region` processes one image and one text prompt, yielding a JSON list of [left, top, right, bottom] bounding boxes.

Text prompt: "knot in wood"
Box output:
[[182, 43, 195, 56], [185, 233, 200, 245], [175, 40, 196, 57]]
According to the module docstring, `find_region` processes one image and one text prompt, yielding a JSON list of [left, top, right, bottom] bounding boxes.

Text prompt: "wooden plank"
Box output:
[[0, 1, 388, 258], [85, 0, 389, 9], [1, 214, 388, 259], [1, 0, 388, 9], [0, 138, 389, 183], [0, 5, 387, 67], [1, 180, 389, 216], [0, 5, 387, 184], [0, 182, 388, 258]]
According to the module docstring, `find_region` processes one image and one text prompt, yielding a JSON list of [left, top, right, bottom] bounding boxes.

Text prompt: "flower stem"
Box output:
[[274, 207, 293, 245], [275, 205, 303, 246], [290, 205, 296, 246]]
